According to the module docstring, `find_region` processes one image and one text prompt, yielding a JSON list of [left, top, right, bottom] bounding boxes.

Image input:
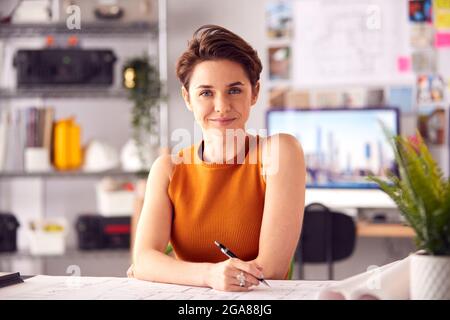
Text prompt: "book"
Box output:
[[0, 272, 24, 289], [0, 110, 8, 171]]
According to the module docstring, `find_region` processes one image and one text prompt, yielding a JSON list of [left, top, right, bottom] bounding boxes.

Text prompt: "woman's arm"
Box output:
[[255, 133, 306, 279], [132, 154, 263, 291]]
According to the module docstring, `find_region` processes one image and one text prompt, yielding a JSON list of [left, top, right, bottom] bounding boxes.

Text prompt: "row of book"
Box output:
[[0, 107, 54, 172]]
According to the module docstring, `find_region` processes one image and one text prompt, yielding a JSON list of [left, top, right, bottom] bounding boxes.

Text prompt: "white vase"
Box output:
[[120, 139, 159, 172], [410, 253, 450, 300]]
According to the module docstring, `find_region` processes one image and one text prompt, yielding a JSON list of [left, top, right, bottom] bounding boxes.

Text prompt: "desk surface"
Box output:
[[356, 222, 415, 238], [0, 275, 335, 300]]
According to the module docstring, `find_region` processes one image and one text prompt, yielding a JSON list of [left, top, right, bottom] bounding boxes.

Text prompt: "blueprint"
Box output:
[[0, 275, 335, 300]]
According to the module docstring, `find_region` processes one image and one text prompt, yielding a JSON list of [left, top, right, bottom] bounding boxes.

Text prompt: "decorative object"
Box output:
[[24, 147, 51, 172], [120, 138, 157, 172], [368, 128, 450, 299], [94, 0, 124, 20], [83, 140, 120, 172], [53, 117, 82, 171], [122, 56, 162, 174], [28, 217, 67, 256], [96, 177, 135, 217]]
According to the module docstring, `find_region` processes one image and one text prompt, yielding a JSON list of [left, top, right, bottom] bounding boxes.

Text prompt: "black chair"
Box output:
[[296, 203, 356, 280]]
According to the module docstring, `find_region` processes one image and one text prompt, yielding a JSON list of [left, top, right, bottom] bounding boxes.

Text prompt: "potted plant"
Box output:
[[122, 56, 162, 176], [368, 128, 450, 300]]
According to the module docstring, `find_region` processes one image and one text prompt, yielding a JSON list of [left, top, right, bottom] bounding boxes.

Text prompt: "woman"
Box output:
[[130, 25, 306, 292]]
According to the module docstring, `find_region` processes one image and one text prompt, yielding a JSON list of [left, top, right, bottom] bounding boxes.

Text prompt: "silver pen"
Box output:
[[214, 240, 270, 287]]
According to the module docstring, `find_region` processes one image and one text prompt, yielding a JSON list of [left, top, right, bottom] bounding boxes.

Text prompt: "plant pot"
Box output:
[[410, 253, 450, 299]]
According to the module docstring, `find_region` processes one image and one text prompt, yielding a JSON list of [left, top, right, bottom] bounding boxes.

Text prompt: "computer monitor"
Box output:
[[266, 107, 400, 190]]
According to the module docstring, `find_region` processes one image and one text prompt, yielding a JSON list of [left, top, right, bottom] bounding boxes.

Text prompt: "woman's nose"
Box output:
[[214, 95, 231, 114]]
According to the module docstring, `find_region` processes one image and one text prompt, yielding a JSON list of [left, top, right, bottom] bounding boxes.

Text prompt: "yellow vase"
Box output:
[[54, 119, 70, 170], [69, 121, 82, 169], [53, 118, 82, 170]]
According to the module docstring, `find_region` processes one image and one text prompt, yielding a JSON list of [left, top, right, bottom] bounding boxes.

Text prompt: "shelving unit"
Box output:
[[0, 248, 131, 276], [0, 170, 141, 179], [0, 88, 131, 99], [0, 22, 158, 38], [0, 0, 168, 277], [0, 247, 130, 260]]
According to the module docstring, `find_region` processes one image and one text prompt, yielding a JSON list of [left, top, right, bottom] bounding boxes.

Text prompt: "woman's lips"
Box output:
[[209, 118, 236, 126]]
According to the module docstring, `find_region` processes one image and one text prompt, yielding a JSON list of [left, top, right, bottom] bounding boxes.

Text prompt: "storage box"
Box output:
[[96, 184, 134, 217], [75, 214, 131, 250], [27, 218, 67, 256]]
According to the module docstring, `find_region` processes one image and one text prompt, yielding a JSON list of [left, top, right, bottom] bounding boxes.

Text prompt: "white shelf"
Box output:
[[0, 22, 158, 38], [0, 170, 143, 179], [0, 248, 130, 260]]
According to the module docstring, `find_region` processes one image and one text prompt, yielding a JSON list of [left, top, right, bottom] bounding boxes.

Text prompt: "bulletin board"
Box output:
[[292, 0, 415, 87]]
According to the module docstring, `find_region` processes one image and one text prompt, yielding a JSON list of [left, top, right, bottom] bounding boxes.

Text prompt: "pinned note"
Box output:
[[435, 12, 450, 29], [435, 32, 450, 48], [397, 56, 411, 73], [435, 0, 450, 29]]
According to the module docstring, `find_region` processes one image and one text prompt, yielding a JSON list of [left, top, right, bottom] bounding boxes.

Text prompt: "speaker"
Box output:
[[76, 214, 130, 250], [0, 213, 20, 253], [14, 49, 117, 87], [75, 214, 104, 250]]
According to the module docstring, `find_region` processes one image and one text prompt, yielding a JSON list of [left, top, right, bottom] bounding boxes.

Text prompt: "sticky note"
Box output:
[[435, 0, 450, 10], [397, 56, 411, 73], [435, 32, 450, 48], [435, 12, 450, 29]]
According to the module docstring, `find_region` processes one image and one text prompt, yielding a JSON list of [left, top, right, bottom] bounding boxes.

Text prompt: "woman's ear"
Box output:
[[251, 81, 260, 106], [181, 86, 192, 111]]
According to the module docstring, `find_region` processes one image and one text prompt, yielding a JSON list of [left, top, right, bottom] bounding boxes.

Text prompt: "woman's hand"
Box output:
[[205, 258, 264, 292]]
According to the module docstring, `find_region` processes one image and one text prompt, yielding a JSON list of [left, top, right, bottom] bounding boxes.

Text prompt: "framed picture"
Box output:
[[266, 1, 292, 39], [387, 86, 414, 113], [268, 46, 290, 80], [409, 0, 432, 23], [417, 74, 445, 105]]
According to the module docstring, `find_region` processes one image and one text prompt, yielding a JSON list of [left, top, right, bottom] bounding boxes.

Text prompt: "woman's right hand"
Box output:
[[205, 258, 264, 292]]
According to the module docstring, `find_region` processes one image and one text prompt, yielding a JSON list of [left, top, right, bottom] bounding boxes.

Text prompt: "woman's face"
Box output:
[[182, 59, 259, 134]]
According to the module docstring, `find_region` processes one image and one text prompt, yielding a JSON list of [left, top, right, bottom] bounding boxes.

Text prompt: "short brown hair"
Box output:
[[176, 25, 262, 90]]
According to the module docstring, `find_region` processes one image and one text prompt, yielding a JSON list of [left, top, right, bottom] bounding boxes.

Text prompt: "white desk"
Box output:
[[0, 275, 335, 300], [305, 188, 396, 209]]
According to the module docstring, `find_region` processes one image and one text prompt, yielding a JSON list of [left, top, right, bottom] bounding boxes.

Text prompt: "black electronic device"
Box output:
[[13, 49, 116, 87], [0, 213, 20, 253], [75, 214, 130, 250]]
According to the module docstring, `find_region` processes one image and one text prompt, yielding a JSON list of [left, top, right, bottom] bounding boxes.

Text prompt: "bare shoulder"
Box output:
[[148, 153, 181, 182], [261, 133, 304, 159]]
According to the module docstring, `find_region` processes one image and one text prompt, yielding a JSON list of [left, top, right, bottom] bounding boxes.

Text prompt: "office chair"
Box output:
[[296, 203, 356, 280]]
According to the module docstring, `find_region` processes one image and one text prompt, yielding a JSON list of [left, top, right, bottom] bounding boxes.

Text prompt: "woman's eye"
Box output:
[[229, 88, 241, 94], [200, 90, 212, 97]]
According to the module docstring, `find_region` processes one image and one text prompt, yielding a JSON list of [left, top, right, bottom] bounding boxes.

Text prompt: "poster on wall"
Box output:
[[292, 0, 414, 87], [417, 74, 445, 105], [409, 0, 432, 23]]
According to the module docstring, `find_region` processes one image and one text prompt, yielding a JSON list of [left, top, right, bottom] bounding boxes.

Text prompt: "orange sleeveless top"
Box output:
[[168, 135, 266, 263]]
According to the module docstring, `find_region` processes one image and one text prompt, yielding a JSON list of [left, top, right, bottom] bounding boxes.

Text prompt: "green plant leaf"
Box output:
[[367, 122, 450, 255], [124, 56, 163, 167]]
